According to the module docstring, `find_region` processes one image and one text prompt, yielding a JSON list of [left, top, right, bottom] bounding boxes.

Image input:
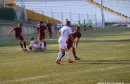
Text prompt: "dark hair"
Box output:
[[39, 21, 43, 23], [18, 23, 23, 26], [65, 21, 71, 26], [31, 37, 34, 40]]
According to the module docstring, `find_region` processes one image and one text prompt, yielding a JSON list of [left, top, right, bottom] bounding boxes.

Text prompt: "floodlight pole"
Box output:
[[101, 0, 105, 29], [21, 0, 27, 22], [2, 0, 5, 7]]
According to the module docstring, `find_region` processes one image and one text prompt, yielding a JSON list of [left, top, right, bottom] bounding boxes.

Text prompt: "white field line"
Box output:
[[1, 65, 130, 84]]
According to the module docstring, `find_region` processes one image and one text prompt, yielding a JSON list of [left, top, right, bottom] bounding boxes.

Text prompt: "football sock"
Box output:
[[57, 51, 63, 61], [23, 42, 26, 48], [62, 51, 65, 57], [42, 42, 44, 49], [44, 41, 47, 48], [65, 51, 70, 59], [72, 48, 76, 57], [50, 34, 52, 39], [20, 43, 23, 49]]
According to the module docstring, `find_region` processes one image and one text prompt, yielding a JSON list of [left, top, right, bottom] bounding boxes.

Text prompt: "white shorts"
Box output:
[[58, 37, 67, 49]]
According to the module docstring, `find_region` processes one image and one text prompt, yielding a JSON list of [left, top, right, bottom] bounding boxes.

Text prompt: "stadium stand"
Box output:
[[87, 0, 130, 20], [0, 0, 60, 23]]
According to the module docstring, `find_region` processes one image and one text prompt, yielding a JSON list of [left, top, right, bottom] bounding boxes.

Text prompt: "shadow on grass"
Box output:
[[29, 49, 59, 53], [80, 39, 130, 43], [80, 60, 130, 64]]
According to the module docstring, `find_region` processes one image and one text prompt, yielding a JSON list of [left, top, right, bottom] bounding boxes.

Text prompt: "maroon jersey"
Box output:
[[37, 24, 47, 40], [46, 23, 52, 34], [66, 30, 81, 50], [67, 30, 81, 40], [46, 23, 52, 31], [37, 24, 47, 35], [13, 27, 24, 41], [13, 27, 22, 37]]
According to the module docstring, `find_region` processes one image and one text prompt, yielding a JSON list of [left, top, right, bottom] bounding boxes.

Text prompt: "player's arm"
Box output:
[[57, 31, 61, 40], [75, 37, 80, 48], [8, 29, 14, 36], [33, 25, 39, 29]]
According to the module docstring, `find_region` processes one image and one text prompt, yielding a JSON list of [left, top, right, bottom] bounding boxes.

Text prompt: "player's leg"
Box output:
[[72, 47, 80, 60], [64, 48, 73, 63], [49, 31, 52, 39], [42, 33, 47, 49], [56, 41, 65, 64], [17, 37, 24, 51], [21, 37, 28, 52], [84, 26, 86, 31], [56, 49, 64, 64]]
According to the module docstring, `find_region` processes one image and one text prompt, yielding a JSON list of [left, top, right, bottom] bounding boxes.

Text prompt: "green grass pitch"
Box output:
[[0, 28, 130, 84]]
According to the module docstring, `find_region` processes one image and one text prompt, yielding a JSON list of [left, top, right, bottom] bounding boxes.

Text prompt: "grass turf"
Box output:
[[0, 28, 130, 84]]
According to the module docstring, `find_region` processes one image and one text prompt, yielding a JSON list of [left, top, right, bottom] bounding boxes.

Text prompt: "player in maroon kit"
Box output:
[[46, 20, 53, 40], [33, 21, 47, 49], [8, 23, 28, 51], [61, 27, 81, 60]]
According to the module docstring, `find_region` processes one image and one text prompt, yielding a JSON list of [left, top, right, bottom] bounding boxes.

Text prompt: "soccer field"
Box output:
[[0, 28, 130, 84]]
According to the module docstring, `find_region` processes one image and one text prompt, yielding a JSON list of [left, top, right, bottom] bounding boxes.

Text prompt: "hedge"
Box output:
[[0, 7, 16, 20]]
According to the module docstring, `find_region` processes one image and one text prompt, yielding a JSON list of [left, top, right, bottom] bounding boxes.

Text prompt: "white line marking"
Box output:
[[1, 65, 129, 84]]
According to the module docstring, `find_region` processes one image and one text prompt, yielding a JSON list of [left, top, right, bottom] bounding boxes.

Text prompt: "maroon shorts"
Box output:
[[66, 39, 73, 50], [48, 30, 52, 34], [16, 36, 24, 41], [39, 33, 45, 41]]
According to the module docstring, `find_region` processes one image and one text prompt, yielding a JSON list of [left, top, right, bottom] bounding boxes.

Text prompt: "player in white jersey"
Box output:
[[29, 37, 44, 51], [56, 21, 74, 64]]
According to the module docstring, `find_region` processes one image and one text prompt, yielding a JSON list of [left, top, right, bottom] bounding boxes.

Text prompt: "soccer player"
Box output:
[[56, 21, 74, 64], [61, 27, 81, 60], [46, 20, 53, 40], [83, 20, 86, 31], [87, 20, 93, 29], [29, 37, 44, 51], [8, 23, 28, 51], [33, 21, 47, 49], [77, 21, 80, 27]]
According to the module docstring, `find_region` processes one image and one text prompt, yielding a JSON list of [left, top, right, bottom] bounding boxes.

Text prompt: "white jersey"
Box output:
[[29, 40, 44, 49], [58, 26, 72, 49], [59, 26, 72, 39], [29, 41, 37, 48]]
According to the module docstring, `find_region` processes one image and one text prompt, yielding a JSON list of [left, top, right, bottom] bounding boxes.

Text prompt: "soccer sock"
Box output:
[[20, 43, 23, 49], [42, 42, 44, 49], [62, 51, 65, 57], [57, 51, 63, 61], [44, 41, 47, 48], [50, 34, 52, 39], [23, 42, 26, 48], [72, 48, 76, 57], [65, 51, 70, 59]]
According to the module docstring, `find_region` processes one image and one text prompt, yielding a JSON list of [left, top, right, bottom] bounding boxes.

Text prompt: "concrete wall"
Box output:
[[0, 23, 37, 36]]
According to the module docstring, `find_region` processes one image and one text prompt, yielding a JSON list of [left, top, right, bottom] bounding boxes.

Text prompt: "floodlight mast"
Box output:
[[2, 0, 5, 7], [101, 0, 105, 29]]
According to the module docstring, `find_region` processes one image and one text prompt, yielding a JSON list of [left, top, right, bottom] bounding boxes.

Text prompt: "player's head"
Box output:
[[47, 20, 50, 22], [18, 23, 23, 27], [66, 19, 68, 22], [31, 37, 35, 41], [65, 21, 71, 26], [84, 20, 85, 21], [39, 20, 43, 24], [76, 27, 80, 31]]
